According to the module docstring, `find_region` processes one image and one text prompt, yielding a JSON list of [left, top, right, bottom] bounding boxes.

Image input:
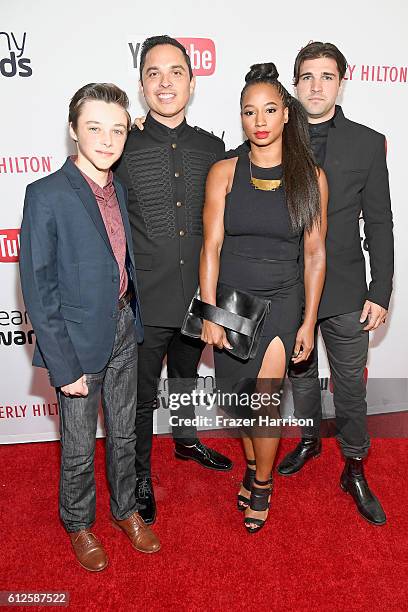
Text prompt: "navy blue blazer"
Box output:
[[19, 157, 143, 388]]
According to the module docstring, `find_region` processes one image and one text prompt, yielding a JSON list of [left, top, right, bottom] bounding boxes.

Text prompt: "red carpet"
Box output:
[[1, 437, 407, 611]]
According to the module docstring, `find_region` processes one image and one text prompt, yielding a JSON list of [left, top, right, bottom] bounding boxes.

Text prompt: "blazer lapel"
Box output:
[[114, 178, 135, 268], [61, 158, 115, 259], [323, 106, 349, 172]]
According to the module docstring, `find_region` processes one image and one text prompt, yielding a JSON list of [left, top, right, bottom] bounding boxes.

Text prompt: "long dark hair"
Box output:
[[241, 63, 321, 233]]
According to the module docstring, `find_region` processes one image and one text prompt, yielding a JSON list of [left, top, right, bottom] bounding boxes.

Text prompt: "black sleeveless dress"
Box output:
[[213, 154, 303, 382]]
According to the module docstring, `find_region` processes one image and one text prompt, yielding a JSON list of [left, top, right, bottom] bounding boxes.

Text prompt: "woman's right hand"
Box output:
[[201, 320, 232, 350]]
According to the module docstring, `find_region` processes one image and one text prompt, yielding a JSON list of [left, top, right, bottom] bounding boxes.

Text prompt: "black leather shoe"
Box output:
[[174, 441, 233, 471], [135, 477, 156, 525], [340, 458, 386, 526], [277, 437, 321, 476]]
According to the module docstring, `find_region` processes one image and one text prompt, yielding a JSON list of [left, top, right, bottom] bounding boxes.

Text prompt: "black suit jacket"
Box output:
[[228, 106, 394, 318]]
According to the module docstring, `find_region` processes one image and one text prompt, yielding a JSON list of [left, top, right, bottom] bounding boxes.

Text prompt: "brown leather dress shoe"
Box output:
[[111, 511, 161, 553], [69, 530, 108, 572]]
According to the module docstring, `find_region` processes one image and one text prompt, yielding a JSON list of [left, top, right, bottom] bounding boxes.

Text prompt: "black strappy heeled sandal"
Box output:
[[237, 459, 256, 512], [244, 475, 273, 534]]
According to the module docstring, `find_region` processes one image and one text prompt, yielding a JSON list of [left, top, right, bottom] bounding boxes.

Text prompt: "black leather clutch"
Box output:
[[181, 283, 270, 360]]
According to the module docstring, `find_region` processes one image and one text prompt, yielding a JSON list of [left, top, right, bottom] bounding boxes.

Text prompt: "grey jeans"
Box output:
[[58, 303, 139, 532], [288, 310, 370, 458]]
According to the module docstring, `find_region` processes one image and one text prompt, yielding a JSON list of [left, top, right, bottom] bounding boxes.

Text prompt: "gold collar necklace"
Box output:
[[249, 154, 282, 191]]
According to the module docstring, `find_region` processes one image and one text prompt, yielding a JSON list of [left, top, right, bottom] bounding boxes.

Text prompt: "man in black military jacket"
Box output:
[[115, 35, 232, 525], [276, 42, 394, 526]]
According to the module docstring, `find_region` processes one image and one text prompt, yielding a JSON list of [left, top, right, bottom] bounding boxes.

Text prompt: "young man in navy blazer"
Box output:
[[19, 83, 160, 572]]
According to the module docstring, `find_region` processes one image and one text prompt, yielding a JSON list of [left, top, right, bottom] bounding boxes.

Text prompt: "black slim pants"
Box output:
[[288, 310, 370, 458], [135, 325, 204, 477]]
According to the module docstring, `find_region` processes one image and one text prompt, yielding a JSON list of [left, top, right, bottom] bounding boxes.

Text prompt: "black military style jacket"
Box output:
[[115, 112, 225, 327]]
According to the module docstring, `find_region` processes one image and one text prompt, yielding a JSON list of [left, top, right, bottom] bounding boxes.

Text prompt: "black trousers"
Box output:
[[288, 310, 370, 458], [135, 325, 204, 477]]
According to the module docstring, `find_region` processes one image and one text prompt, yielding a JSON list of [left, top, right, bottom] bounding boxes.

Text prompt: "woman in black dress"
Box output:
[[199, 63, 328, 533]]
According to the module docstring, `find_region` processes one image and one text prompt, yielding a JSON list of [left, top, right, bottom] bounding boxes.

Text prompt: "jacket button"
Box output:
[[174, 171, 180, 178], [176, 201, 182, 207], [180, 259, 184, 265], [179, 230, 185, 237], [172, 143, 177, 149]]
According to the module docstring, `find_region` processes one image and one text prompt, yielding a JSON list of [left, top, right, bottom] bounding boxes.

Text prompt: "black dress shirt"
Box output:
[[308, 116, 334, 167], [115, 112, 225, 326]]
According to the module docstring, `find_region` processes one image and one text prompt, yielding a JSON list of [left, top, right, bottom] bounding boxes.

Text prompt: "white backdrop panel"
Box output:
[[1, 0, 406, 443]]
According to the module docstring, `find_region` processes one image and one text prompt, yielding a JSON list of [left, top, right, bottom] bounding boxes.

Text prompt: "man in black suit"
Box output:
[[277, 42, 394, 526], [115, 35, 232, 526], [20, 84, 160, 571]]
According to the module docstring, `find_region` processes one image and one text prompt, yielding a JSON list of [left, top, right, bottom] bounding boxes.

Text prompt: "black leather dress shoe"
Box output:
[[135, 477, 156, 525], [277, 437, 321, 476], [340, 458, 386, 526], [174, 441, 233, 471]]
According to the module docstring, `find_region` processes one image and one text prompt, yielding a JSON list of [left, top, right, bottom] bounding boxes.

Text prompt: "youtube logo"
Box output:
[[0, 229, 20, 263], [176, 38, 216, 76], [128, 36, 216, 77]]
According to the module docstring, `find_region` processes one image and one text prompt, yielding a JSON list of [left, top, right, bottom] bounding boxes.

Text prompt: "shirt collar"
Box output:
[[70, 156, 115, 204], [309, 117, 333, 136], [308, 106, 340, 135], [144, 111, 188, 139]]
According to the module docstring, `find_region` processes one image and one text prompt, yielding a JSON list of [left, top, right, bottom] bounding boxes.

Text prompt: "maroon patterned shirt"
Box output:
[[75, 161, 128, 298]]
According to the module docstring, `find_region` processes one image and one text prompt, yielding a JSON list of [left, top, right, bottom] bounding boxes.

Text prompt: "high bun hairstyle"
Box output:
[[240, 62, 280, 106], [240, 62, 321, 233]]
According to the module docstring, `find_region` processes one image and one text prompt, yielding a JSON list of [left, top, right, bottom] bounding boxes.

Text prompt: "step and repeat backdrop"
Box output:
[[1, 0, 407, 443]]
